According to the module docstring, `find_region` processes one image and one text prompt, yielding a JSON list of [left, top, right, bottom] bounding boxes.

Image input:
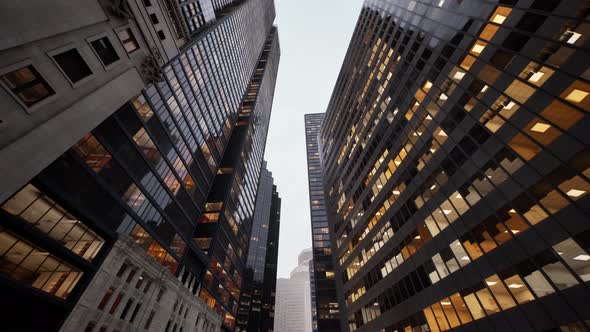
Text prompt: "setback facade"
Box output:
[[320, 0, 590, 331]]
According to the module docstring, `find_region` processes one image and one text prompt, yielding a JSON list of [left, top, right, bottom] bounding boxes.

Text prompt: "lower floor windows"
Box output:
[[0, 227, 83, 299]]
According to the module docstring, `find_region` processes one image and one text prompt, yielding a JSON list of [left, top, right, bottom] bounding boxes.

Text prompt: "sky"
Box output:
[[264, 0, 364, 278]]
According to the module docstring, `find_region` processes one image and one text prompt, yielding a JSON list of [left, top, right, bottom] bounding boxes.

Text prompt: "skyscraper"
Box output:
[[320, 1, 590, 331], [195, 25, 280, 330], [274, 248, 315, 332], [0, 0, 279, 331], [237, 163, 281, 332], [304, 113, 340, 331]]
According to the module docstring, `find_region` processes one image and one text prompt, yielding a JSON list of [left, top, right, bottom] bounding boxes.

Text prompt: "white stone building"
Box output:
[[60, 236, 222, 332]]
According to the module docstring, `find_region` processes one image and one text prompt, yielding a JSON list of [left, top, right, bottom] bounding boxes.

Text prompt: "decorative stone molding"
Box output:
[[59, 235, 222, 332], [140, 55, 164, 84], [108, 0, 134, 19]]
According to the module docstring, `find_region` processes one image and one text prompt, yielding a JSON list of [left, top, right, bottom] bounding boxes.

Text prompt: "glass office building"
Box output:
[[195, 27, 280, 330], [0, 0, 279, 331], [305, 113, 341, 331], [237, 163, 281, 332], [320, 0, 590, 331]]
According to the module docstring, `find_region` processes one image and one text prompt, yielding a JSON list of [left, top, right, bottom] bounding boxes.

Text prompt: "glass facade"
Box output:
[[305, 113, 341, 331], [237, 163, 281, 332], [195, 27, 280, 330], [320, 0, 590, 331]]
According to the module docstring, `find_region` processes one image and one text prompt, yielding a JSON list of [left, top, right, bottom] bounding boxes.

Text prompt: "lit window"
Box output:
[[565, 89, 588, 103], [0, 65, 55, 106], [118, 28, 140, 53], [530, 122, 551, 133]]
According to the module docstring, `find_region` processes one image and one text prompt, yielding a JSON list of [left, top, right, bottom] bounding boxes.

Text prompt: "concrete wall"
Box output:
[[0, 0, 108, 51], [0, 0, 182, 203]]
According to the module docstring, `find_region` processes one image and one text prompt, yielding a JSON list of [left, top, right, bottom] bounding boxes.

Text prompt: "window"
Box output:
[[120, 298, 134, 319], [1, 184, 105, 261], [157, 30, 166, 40], [0, 65, 54, 106], [90, 37, 119, 66], [98, 287, 114, 310], [143, 0, 151, 6], [0, 228, 83, 299], [109, 292, 124, 314], [84, 322, 96, 332], [116, 262, 129, 277], [145, 310, 156, 329], [52, 49, 92, 83], [117, 28, 139, 53], [150, 14, 159, 24], [157, 287, 166, 301]]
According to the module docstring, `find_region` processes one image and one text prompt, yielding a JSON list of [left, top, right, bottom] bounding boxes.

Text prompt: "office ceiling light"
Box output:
[[461, 256, 470, 261], [565, 89, 589, 103], [573, 254, 590, 261], [472, 44, 485, 54], [530, 122, 551, 133], [441, 301, 452, 306], [481, 85, 489, 93], [508, 284, 523, 289], [486, 281, 497, 286], [492, 14, 507, 24], [439, 93, 448, 101], [454, 71, 466, 80], [503, 101, 516, 109], [528, 71, 545, 83], [566, 189, 586, 198], [564, 30, 582, 44], [393, 190, 401, 195]]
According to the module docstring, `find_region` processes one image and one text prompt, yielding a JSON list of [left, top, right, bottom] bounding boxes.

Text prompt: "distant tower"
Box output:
[[274, 248, 315, 332]]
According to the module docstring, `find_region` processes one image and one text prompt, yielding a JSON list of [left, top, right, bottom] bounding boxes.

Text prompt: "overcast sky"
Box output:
[[264, 0, 364, 278]]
